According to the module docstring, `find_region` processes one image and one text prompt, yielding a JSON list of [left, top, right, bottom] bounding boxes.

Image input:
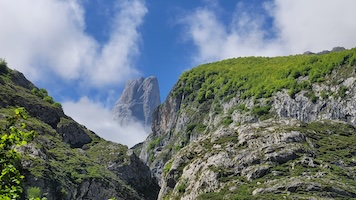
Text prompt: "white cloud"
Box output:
[[181, 0, 356, 64], [62, 97, 148, 147], [271, 0, 356, 54], [0, 0, 146, 87]]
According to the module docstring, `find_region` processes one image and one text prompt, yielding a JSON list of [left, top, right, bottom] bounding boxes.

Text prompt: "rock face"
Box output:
[[113, 76, 161, 127], [0, 66, 159, 199], [140, 48, 356, 199]]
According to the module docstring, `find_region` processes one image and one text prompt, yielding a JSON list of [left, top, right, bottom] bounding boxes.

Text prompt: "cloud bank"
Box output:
[[0, 0, 146, 87], [0, 0, 148, 146], [181, 0, 356, 64], [62, 97, 148, 147]]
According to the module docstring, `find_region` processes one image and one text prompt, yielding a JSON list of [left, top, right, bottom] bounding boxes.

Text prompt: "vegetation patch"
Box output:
[[147, 136, 162, 152], [163, 160, 173, 176], [221, 116, 233, 127], [173, 48, 356, 104], [31, 88, 62, 108]]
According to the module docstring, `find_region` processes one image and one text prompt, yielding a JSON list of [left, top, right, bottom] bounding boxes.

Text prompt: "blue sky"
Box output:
[[1, 0, 356, 146]]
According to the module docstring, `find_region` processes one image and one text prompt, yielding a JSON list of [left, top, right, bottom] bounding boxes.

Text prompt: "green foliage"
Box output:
[[163, 160, 173, 176], [221, 116, 233, 126], [236, 104, 249, 112], [0, 58, 8, 74], [320, 91, 328, 99], [147, 136, 162, 152], [27, 187, 41, 199], [0, 108, 35, 199], [43, 96, 54, 104], [338, 86, 348, 98], [195, 124, 207, 132], [186, 123, 206, 133], [173, 48, 356, 104], [177, 180, 187, 193], [31, 88, 62, 108], [252, 105, 271, 116], [52, 102, 62, 109]]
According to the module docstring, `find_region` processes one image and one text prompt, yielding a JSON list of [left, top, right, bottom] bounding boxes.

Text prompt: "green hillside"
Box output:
[[142, 48, 356, 199], [0, 61, 159, 200], [174, 48, 356, 103]]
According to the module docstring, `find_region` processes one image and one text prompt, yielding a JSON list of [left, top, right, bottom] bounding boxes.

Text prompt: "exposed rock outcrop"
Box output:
[[113, 76, 161, 127], [56, 117, 92, 148], [140, 48, 356, 199]]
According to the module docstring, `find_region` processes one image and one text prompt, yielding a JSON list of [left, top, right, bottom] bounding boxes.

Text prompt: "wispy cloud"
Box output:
[[62, 97, 148, 147], [180, 0, 356, 64], [0, 0, 147, 88]]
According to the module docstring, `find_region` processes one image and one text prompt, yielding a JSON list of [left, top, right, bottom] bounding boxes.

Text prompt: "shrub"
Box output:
[[0, 58, 8, 74], [221, 116, 233, 126], [253, 106, 272, 116], [147, 137, 162, 152], [53, 102, 62, 109], [43, 96, 54, 104], [338, 86, 348, 98], [163, 161, 173, 176], [0, 108, 36, 199], [27, 187, 41, 199]]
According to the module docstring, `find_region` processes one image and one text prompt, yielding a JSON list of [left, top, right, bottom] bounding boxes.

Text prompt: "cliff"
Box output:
[[139, 48, 356, 199], [112, 76, 161, 127], [0, 64, 159, 199]]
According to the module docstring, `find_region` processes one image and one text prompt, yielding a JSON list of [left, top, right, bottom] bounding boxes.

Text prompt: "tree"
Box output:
[[0, 108, 35, 199]]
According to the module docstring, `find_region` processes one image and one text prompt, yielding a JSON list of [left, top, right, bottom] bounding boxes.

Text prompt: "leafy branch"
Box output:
[[0, 108, 36, 199]]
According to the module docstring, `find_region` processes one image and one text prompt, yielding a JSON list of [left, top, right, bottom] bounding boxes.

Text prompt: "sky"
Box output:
[[1, 0, 356, 147]]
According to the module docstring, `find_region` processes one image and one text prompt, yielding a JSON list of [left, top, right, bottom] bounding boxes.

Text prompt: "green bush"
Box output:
[[27, 187, 41, 199], [0, 58, 8, 74], [53, 102, 62, 109], [0, 108, 36, 199], [221, 116, 233, 126], [43, 96, 54, 104], [163, 160, 173, 176], [31, 88, 62, 108], [147, 137, 162, 152]]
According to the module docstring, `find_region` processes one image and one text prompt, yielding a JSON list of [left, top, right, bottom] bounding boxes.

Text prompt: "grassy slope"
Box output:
[[174, 48, 356, 103], [0, 65, 140, 199]]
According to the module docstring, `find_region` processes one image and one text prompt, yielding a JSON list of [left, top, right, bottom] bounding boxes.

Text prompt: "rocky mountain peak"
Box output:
[[113, 76, 161, 127]]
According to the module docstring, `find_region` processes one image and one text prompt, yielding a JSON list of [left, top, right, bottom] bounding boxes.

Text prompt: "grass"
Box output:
[[173, 48, 356, 103], [163, 160, 173, 176]]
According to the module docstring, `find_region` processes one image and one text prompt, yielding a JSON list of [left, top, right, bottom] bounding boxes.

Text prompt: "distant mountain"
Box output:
[[113, 76, 161, 128]]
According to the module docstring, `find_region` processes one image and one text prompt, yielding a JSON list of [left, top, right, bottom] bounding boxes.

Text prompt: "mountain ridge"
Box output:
[[139, 47, 356, 199], [0, 63, 159, 200], [1, 47, 355, 199]]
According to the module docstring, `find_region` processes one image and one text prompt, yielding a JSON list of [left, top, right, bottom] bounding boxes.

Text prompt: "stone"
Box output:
[[113, 76, 161, 127], [56, 117, 92, 148]]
